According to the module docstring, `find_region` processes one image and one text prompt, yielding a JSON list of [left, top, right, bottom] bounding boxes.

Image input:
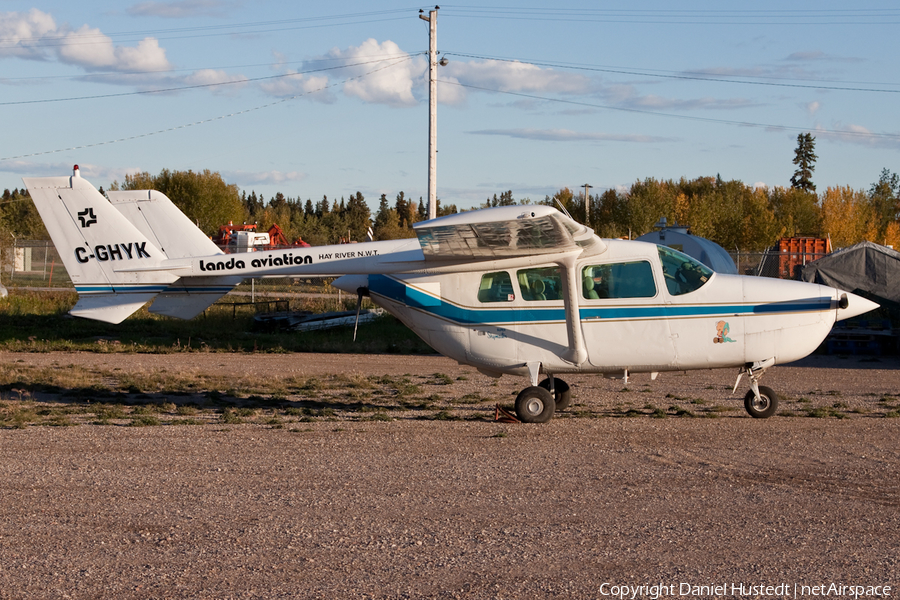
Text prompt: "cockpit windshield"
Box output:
[[657, 246, 714, 296]]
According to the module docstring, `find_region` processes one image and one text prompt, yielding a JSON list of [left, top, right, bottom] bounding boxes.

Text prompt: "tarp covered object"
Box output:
[[801, 241, 900, 306]]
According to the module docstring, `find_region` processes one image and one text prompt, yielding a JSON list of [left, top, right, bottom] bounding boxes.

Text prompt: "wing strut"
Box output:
[[557, 253, 588, 366]]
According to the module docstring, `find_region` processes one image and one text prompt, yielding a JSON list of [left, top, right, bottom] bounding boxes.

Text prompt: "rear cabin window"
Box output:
[[517, 267, 563, 301], [657, 246, 713, 296], [582, 261, 656, 299], [477, 271, 514, 302]]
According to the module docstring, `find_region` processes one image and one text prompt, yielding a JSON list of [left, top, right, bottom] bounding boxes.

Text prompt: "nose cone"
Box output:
[[332, 274, 369, 295], [836, 291, 880, 321]]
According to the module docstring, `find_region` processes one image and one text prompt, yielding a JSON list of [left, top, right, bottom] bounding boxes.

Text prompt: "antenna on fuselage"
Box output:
[[554, 198, 573, 220]]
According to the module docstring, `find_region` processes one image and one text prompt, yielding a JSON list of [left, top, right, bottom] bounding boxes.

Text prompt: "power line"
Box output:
[[438, 6, 900, 25], [0, 55, 418, 162], [0, 54, 419, 106], [444, 52, 900, 94], [444, 79, 900, 141], [0, 9, 420, 49]]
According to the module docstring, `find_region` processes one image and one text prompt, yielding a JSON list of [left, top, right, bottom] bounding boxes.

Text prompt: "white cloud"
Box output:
[[814, 123, 900, 150], [783, 51, 863, 64], [127, 0, 234, 18], [0, 9, 171, 73], [804, 101, 821, 116], [0, 8, 57, 60], [225, 170, 307, 187], [603, 83, 756, 112], [183, 69, 248, 95], [448, 59, 593, 96], [443, 58, 753, 113], [470, 128, 674, 143], [323, 39, 424, 107], [260, 72, 334, 103], [0, 160, 136, 186]]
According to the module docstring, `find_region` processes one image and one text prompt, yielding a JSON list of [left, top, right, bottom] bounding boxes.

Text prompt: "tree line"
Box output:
[[2, 164, 899, 252]]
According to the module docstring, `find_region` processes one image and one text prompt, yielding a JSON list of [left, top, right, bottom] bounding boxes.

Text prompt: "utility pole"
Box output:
[[420, 6, 439, 220], [583, 183, 592, 225]]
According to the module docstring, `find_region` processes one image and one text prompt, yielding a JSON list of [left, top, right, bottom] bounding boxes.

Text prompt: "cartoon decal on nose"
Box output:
[[714, 320, 736, 344]]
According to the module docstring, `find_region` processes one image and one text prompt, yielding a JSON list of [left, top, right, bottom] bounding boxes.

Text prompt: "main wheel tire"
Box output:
[[744, 385, 778, 418], [538, 377, 572, 411], [515, 386, 556, 423]]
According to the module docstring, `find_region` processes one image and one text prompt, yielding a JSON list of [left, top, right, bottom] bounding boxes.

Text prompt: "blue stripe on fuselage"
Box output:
[[369, 274, 832, 325]]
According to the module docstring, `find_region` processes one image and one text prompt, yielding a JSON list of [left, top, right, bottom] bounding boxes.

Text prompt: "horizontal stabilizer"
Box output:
[[70, 292, 162, 324], [150, 276, 243, 319]]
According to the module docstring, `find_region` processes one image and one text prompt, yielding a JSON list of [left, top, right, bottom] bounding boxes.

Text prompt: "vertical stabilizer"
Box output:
[[22, 168, 178, 323], [107, 189, 242, 319]]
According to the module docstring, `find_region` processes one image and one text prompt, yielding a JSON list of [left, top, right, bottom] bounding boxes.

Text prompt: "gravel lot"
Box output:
[[1, 352, 899, 599]]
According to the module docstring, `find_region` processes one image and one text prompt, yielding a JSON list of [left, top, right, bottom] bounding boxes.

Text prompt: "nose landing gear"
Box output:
[[735, 358, 779, 418]]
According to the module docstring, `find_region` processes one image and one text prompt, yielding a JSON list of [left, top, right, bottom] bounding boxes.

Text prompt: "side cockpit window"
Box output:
[[657, 246, 713, 296], [517, 267, 563, 301], [477, 271, 514, 302], [582, 261, 656, 299]]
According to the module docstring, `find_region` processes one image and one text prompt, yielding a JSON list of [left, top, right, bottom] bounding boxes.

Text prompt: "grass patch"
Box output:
[[430, 373, 453, 385], [806, 406, 847, 419], [0, 289, 436, 355]]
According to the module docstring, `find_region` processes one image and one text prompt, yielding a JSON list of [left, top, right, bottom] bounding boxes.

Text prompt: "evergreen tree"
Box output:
[[418, 197, 427, 221], [395, 192, 412, 228], [869, 168, 900, 230], [345, 191, 372, 242], [790, 133, 818, 192]]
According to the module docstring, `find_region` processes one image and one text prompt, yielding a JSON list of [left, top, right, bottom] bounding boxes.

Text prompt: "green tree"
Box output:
[[594, 188, 627, 238], [543, 188, 577, 218], [373, 194, 407, 240], [345, 191, 372, 242], [769, 186, 820, 237], [120, 169, 245, 235], [868, 168, 899, 233], [625, 178, 678, 236], [0, 188, 48, 239], [790, 133, 817, 192], [739, 186, 780, 251]]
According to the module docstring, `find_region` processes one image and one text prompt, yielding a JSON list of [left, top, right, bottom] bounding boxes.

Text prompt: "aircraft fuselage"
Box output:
[[335, 239, 857, 379]]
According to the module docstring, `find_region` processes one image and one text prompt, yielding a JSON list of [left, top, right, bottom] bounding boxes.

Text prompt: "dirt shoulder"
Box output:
[[0, 352, 898, 599]]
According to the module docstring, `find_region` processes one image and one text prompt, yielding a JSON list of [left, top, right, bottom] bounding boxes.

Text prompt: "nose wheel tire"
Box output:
[[538, 377, 572, 411], [744, 385, 778, 419], [515, 386, 556, 423]]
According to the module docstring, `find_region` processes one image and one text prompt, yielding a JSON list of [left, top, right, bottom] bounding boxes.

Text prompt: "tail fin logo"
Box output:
[[78, 208, 98, 228]]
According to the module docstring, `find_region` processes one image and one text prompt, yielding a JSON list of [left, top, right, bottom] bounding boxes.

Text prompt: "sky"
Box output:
[[2, 1, 900, 212]]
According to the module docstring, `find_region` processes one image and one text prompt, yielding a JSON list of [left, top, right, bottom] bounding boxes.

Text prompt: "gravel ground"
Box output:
[[1, 351, 899, 599]]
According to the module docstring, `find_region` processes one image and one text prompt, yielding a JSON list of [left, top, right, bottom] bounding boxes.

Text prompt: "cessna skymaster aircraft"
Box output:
[[24, 167, 878, 423]]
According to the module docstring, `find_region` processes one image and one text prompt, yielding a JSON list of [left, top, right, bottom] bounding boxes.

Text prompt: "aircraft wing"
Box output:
[[414, 205, 604, 260]]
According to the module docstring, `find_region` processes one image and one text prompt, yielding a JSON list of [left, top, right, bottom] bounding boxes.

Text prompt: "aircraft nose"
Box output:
[[836, 290, 880, 321]]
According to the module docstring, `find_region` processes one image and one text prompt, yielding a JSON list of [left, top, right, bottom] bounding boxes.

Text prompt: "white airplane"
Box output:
[[23, 167, 878, 423]]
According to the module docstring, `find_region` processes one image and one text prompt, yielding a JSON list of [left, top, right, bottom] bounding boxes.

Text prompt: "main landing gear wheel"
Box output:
[[538, 377, 572, 411], [744, 385, 778, 419], [515, 386, 556, 423]]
